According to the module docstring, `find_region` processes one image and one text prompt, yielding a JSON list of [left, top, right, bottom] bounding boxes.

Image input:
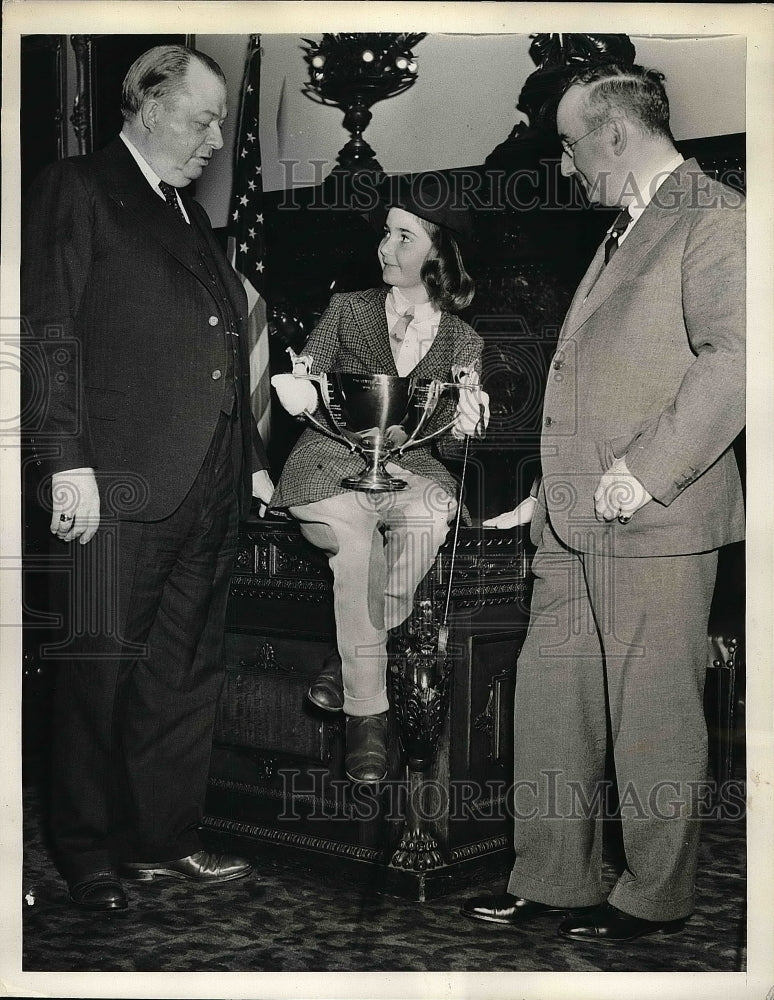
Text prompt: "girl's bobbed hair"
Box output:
[[416, 218, 475, 313]]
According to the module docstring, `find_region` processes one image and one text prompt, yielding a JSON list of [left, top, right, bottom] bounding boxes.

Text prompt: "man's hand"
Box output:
[[594, 456, 652, 523], [483, 495, 537, 529], [251, 469, 275, 518], [50, 468, 100, 544]]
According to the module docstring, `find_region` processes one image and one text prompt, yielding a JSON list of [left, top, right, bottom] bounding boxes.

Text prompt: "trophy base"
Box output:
[[341, 471, 407, 493]]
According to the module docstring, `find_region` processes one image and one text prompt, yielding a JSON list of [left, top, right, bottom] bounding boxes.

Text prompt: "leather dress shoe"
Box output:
[[68, 871, 128, 911], [120, 850, 252, 883], [345, 712, 388, 783], [558, 901, 688, 942], [461, 892, 587, 925], [307, 652, 344, 712]]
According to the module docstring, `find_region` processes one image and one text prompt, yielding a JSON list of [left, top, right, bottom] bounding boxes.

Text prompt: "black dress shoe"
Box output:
[[308, 651, 344, 712], [68, 871, 128, 911], [120, 850, 252, 883], [345, 712, 388, 783], [558, 901, 688, 942], [461, 892, 587, 925]]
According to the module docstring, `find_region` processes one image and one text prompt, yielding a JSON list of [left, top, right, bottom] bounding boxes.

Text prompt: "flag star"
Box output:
[[240, 242, 249, 254], [239, 195, 249, 206], [256, 261, 264, 273], [248, 180, 256, 191], [246, 132, 256, 142], [247, 84, 253, 93], [232, 209, 239, 221], [256, 213, 263, 223], [240, 148, 247, 159], [248, 228, 256, 238], [255, 165, 262, 175]]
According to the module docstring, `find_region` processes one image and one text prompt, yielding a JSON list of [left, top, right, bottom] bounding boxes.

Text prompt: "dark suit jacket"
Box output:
[[533, 159, 745, 556], [22, 137, 267, 521], [271, 287, 483, 509]]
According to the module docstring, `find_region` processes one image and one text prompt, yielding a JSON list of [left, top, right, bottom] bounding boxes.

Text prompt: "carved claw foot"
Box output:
[[390, 828, 444, 871]]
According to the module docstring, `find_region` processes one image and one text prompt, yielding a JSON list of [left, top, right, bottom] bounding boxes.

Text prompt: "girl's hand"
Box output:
[[271, 374, 317, 416], [384, 425, 409, 449], [452, 386, 490, 439], [353, 427, 379, 445]]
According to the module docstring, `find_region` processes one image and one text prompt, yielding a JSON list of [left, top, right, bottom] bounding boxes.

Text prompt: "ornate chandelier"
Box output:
[[302, 32, 427, 172]]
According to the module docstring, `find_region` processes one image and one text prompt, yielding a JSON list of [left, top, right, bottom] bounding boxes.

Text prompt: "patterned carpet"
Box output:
[[20, 782, 745, 973]]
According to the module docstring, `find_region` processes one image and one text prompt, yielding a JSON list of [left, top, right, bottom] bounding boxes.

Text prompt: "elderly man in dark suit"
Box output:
[[22, 44, 273, 911], [463, 63, 745, 941]]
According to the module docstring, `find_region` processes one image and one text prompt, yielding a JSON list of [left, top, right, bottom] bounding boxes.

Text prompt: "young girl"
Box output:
[[271, 176, 487, 783]]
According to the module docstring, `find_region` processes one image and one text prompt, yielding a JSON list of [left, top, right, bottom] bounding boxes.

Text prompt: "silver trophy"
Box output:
[[289, 350, 481, 492]]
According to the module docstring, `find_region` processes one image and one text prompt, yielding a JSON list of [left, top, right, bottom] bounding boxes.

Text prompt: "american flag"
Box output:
[[228, 34, 270, 444]]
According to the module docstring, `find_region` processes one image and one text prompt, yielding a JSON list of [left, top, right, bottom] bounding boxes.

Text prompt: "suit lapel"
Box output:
[[413, 312, 454, 377], [351, 287, 396, 374], [348, 288, 455, 376], [93, 139, 213, 292], [561, 161, 694, 340], [560, 242, 606, 341]]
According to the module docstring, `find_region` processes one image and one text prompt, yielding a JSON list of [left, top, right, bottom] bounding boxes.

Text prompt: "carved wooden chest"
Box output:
[[204, 514, 532, 900]]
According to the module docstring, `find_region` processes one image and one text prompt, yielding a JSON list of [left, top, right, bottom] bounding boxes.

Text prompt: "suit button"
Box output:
[[211, 369, 222, 381], [209, 316, 219, 326], [544, 416, 554, 427]]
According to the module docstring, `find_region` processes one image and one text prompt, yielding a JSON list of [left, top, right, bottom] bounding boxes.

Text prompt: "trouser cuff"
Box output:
[[118, 830, 204, 865], [607, 883, 694, 922], [507, 866, 605, 909]]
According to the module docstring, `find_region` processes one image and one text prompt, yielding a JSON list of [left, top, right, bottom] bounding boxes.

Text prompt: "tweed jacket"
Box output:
[[532, 159, 745, 556], [22, 138, 268, 521], [271, 287, 483, 509]]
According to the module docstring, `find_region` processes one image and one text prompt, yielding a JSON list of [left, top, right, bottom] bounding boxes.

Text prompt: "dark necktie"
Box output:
[[158, 180, 187, 223], [604, 208, 632, 264]]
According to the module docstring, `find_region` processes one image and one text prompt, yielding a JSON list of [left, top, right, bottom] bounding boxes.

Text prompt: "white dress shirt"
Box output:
[[385, 286, 442, 377], [119, 131, 190, 224]]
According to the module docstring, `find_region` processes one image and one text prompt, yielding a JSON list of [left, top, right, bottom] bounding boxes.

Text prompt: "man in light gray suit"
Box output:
[[462, 63, 744, 942]]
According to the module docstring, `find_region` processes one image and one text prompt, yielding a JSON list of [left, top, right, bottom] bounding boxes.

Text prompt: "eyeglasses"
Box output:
[[560, 121, 612, 157]]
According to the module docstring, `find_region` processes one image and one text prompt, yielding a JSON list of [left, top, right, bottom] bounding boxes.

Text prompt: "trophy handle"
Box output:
[[392, 382, 480, 457]]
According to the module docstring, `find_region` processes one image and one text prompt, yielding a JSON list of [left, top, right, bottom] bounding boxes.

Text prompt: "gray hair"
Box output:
[[566, 62, 673, 141], [121, 44, 225, 118]]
